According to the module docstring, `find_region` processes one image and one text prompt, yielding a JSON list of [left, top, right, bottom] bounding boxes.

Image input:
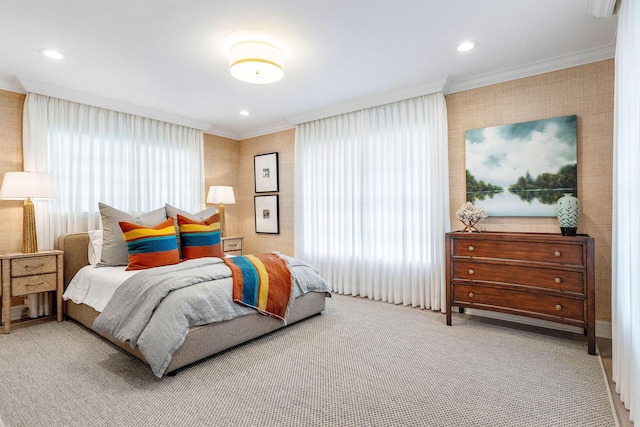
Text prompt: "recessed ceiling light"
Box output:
[[39, 48, 66, 60], [456, 41, 477, 52], [239, 109, 251, 116]]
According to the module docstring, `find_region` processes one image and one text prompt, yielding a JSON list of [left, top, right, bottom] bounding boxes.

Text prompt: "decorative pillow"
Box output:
[[177, 213, 225, 259], [165, 204, 218, 255], [88, 230, 103, 265], [119, 218, 180, 271], [98, 203, 167, 267]]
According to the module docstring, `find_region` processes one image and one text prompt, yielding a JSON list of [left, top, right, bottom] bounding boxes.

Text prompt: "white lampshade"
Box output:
[[0, 172, 57, 199], [229, 41, 284, 84], [207, 186, 236, 204]]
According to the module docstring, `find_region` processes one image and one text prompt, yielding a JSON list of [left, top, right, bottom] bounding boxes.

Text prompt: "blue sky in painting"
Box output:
[[465, 115, 577, 189]]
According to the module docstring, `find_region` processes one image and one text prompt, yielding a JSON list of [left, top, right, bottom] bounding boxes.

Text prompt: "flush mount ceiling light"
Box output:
[[456, 41, 477, 52], [39, 48, 66, 59], [239, 109, 251, 116], [229, 41, 284, 84]]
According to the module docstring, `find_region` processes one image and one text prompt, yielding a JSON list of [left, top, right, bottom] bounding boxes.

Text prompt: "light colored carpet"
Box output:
[[0, 294, 616, 427]]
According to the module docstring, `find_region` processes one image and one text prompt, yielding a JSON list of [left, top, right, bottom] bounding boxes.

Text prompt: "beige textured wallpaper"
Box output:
[[446, 60, 614, 322], [0, 89, 26, 254]]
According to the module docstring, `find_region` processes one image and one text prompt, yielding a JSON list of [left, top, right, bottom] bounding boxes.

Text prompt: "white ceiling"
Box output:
[[0, 0, 617, 140]]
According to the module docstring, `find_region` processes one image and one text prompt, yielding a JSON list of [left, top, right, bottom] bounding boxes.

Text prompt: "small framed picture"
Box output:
[[254, 152, 279, 193], [254, 195, 279, 234]]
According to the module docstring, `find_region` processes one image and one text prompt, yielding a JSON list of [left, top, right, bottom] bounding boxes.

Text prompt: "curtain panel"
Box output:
[[294, 93, 450, 311], [23, 93, 205, 250], [612, 0, 640, 421]]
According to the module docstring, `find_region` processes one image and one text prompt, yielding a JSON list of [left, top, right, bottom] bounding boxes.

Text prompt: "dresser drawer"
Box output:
[[11, 255, 57, 277], [452, 238, 584, 266], [452, 283, 584, 322], [11, 273, 58, 296], [452, 260, 584, 293]]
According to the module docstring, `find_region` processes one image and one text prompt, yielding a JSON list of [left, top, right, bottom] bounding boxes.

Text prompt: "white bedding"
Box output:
[[63, 265, 138, 312]]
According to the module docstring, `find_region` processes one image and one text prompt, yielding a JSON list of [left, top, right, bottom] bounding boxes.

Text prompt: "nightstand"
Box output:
[[222, 236, 243, 256], [1, 250, 64, 333]]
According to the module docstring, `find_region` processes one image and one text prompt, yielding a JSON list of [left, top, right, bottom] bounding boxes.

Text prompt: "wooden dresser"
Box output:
[[445, 232, 595, 355]]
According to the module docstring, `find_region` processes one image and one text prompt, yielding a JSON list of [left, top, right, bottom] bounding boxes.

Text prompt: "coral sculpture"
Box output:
[[456, 202, 488, 232]]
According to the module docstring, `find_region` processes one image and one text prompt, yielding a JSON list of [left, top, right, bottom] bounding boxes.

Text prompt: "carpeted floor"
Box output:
[[0, 294, 616, 427]]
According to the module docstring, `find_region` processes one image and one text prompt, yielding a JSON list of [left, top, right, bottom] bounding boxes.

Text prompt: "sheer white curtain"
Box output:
[[612, 0, 640, 421], [23, 93, 205, 250], [294, 93, 449, 310]]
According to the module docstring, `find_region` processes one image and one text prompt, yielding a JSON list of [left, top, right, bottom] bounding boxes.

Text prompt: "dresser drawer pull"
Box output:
[[555, 304, 562, 311], [468, 245, 474, 252], [554, 277, 562, 284], [24, 263, 45, 270], [468, 292, 474, 298], [468, 269, 475, 275], [26, 281, 45, 288], [554, 251, 562, 257]]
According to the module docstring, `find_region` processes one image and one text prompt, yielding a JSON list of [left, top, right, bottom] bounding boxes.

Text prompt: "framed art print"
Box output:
[[254, 152, 279, 193], [465, 115, 577, 217], [254, 195, 279, 234]]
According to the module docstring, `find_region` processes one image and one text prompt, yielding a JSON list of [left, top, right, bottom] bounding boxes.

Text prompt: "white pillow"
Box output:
[[88, 230, 103, 265]]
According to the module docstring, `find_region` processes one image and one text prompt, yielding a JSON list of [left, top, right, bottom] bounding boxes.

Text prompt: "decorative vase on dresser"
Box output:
[[445, 231, 595, 355], [556, 193, 581, 236]]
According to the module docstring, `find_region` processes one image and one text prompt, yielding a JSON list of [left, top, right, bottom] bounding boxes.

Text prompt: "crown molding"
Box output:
[[204, 126, 240, 140], [236, 121, 295, 141], [588, 0, 617, 17], [18, 78, 213, 131], [286, 78, 448, 126], [0, 75, 26, 94], [447, 44, 616, 94]]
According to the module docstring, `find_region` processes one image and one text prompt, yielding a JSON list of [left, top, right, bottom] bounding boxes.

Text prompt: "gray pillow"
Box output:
[[165, 204, 218, 255], [165, 204, 217, 221], [98, 202, 168, 267]]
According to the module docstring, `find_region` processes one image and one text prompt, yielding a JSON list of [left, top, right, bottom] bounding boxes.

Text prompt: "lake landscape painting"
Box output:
[[465, 115, 577, 216]]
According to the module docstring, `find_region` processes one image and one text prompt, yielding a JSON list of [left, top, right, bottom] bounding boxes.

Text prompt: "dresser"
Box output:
[[1, 250, 64, 333], [445, 232, 595, 355]]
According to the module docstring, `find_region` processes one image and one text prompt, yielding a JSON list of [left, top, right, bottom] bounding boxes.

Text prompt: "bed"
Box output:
[[58, 232, 329, 377]]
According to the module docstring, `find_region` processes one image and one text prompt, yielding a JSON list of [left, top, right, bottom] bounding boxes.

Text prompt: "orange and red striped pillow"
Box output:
[[177, 213, 225, 260], [119, 218, 180, 270]]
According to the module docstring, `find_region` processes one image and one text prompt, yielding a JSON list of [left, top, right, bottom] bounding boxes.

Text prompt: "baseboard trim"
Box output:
[[463, 308, 612, 339]]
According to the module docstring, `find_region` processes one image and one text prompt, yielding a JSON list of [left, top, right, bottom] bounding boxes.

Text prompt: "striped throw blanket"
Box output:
[[223, 254, 292, 320]]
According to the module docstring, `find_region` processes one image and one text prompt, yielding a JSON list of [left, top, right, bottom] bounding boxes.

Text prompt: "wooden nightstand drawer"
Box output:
[[11, 273, 58, 296], [11, 255, 57, 277], [222, 237, 243, 254]]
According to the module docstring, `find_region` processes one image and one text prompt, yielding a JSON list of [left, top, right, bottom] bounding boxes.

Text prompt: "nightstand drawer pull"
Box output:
[[26, 282, 45, 288], [554, 277, 562, 284], [468, 245, 474, 252], [468, 292, 475, 298], [227, 243, 238, 248], [24, 263, 44, 270], [468, 269, 475, 275], [554, 251, 562, 257], [555, 304, 562, 311]]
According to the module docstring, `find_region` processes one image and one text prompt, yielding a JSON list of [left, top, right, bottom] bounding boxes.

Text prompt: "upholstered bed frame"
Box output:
[[58, 232, 327, 376]]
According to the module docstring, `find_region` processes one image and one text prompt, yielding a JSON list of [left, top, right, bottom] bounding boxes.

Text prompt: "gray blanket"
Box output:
[[93, 256, 330, 377]]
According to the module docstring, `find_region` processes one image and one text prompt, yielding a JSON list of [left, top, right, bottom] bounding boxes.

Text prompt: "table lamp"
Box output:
[[206, 186, 235, 238], [0, 171, 57, 253]]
